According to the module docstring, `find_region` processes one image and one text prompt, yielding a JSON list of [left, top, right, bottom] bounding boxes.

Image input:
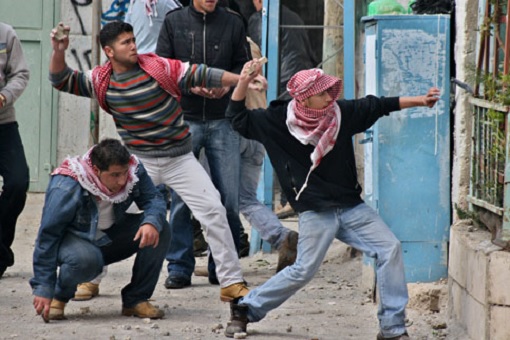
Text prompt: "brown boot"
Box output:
[[73, 282, 99, 301], [276, 230, 298, 273], [225, 300, 249, 338], [48, 299, 66, 320], [220, 282, 249, 302], [121, 301, 164, 319]]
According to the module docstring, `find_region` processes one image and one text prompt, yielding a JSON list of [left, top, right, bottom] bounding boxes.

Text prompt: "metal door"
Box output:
[[0, 0, 59, 192], [363, 15, 451, 282]]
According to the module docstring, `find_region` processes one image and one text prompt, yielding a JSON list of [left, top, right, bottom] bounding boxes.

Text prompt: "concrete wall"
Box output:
[[449, 222, 510, 340], [56, 0, 124, 163]]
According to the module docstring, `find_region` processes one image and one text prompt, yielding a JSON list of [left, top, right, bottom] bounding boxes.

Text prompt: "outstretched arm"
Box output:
[[399, 87, 441, 109]]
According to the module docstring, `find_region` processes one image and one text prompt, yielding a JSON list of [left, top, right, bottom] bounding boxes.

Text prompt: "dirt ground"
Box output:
[[0, 194, 468, 340]]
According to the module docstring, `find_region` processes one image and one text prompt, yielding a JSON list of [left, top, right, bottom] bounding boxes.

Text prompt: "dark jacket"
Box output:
[[156, 4, 251, 120], [227, 96, 401, 213]]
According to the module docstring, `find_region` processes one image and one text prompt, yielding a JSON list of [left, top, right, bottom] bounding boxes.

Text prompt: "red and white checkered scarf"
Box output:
[[52, 146, 140, 203], [91, 53, 187, 114], [286, 68, 343, 200]]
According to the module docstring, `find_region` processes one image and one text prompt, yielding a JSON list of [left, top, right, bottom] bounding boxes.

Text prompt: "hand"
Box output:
[[422, 87, 441, 108], [210, 86, 231, 99], [50, 23, 70, 52], [240, 60, 263, 84], [134, 223, 160, 248], [190, 87, 214, 98], [33, 296, 52, 322]]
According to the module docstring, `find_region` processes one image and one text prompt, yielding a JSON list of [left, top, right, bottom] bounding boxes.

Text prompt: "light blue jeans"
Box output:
[[240, 203, 408, 337], [239, 137, 289, 249]]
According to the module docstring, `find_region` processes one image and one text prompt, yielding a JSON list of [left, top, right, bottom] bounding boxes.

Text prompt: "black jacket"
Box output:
[[156, 5, 251, 120], [227, 96, 401, 213]]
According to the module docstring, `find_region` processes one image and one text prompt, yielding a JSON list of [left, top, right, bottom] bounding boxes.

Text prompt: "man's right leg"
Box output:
[[226, 209, 337, 336], [54, 234, 104, 303]]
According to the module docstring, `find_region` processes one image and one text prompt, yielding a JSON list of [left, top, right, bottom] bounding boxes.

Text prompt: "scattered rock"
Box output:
[[286, 325, 292, 332], [122, 324, 131, 330], [142, 318, 151, 324], [150, 323, 159, 329], [233, 332, 247, 339]]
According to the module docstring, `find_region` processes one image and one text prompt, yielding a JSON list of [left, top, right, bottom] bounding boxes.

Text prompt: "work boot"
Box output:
[[48, 299, 66, 321], [275, 203, 296, 219], [276, 230, 298, 273], [376, 331, 410, 340], [239, 231, 250, 258], [220, 282, 249, 302], [122, 301, 164, 319], [225, 299, 249, 338], [73, 282, 99, 301]]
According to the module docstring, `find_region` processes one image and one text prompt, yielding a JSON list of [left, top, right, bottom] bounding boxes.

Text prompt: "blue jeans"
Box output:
[[239, 138, 288, 248], [240, 203, 408, 337], [167, 119, 241, 280], [54, 214, 170, 308], [0, 122, 29, 269]]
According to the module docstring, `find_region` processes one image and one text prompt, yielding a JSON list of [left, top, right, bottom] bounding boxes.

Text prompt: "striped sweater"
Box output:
[[50, 55, 223, 157]]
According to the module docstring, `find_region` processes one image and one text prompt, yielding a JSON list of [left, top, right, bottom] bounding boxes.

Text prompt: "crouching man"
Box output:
[[30, 138, 170, 322]]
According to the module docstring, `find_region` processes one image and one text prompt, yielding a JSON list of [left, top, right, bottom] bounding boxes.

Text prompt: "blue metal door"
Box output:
[[363, 15, 451, 282]]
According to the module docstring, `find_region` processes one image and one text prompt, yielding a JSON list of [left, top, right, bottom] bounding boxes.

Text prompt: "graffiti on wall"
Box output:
[[68, 0, 130, 72]]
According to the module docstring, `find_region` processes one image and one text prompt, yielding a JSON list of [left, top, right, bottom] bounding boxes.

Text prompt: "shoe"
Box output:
[[194, 266, 208, 277], [0, 265, 6, 279], [48, 299, 66, 320], [275, 203, 296, 219], [225, 299, 249, 338], [220, 282, 249, 302], [239, 231, 250, 258], [192, 217, 209, 257], [73, 282, 99, 301], [276, 230, 298, 273], [376, 331, 410, 340], [122, 301, 164, 319], [164, 275, 191, 289]]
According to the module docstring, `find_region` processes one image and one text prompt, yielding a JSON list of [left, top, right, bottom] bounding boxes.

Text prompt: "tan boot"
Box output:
[[220, 282, 249, 302], [276, 230, 299, 273], [48, 299, 66, 320], [121, 301, 164, 319], [73, 282, 99, 301]]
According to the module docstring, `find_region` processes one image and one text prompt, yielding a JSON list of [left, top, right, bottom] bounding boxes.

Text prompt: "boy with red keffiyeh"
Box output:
[[31, 139, 170, 322], [223, 62, 440, 340], [48, 21, 264, 305]]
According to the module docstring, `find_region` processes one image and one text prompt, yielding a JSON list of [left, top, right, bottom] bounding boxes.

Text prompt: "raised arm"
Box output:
[[49, 23, 70, 74]]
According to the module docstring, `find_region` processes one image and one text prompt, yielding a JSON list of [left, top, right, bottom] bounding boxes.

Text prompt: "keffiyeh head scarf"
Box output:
[[52, 146, 140, 203], [286, 68, 343, 200]]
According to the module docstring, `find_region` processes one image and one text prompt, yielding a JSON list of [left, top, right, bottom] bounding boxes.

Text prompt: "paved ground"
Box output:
[[0, 194, 468, 340]]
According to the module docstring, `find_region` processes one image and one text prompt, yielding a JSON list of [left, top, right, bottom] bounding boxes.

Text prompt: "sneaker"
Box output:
[[225, 299, 249, 338], [376, 331, 410, 340], [73, 282, 99, 301], [275, 203, 296, 219], [276, 230, 298, 273], [164, 275, 191, 289], [122, 301, 164, 319], [48, 299, 66, 321], [220, 282, 249, 302]]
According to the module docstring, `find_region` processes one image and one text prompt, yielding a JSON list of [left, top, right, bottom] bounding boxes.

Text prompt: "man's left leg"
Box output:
[[102, 214, 171, 319], [336, 203, 408, 339]]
